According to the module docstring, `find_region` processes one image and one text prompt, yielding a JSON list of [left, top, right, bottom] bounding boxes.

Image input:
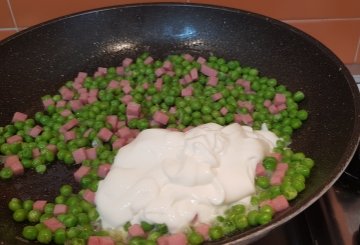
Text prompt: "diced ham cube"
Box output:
[[88, 236, 115, 245], [220, 107, 228, 116], [165, 233, 187, 245], [276, 163, 289, 172], [5, 155, 23, 174], [155, 67, 165, 77], [83, 189, 95, 204], [87, 96, 98, 104], [126, 102, 141, 117], [201, 64, 218, 77], [60, 118, 79, 132], [181, 87, 193, 97], [42, 98, 54, 109], [43, 217, 65, 232], [144, 56, 154, 65], [184, 74, 192, 84], [236, 79, 251, 92], [270, 195, 290, 212], [116, 66, 125, 75], [207, 76, 218, 86], [32, 148, 41, 158], [56, 100, 67, 108], [122, 85, 132, 94], [46, 144, 57, 153], [63, 130, 76, 142], [143, 82, 149, 89], [116, 120, 126, 129], [107, 80, 120, 89], [234, 114, 253, 125], [59, 86, 74, 100], [120, 80, 130, 87], [263, 99, 272, 108], [155, 78, 163, 91], [270, 171, 285, 185], [169, 106, 177, 114], [12, 112, 28, 122], [86, 148, 97, 160], [195, 223, 210, 240], [277, 103, 287, 112], [166, 71, 175, 77], [112, 138, 127, 150], [196, 56, 206, 64], [33, 200, 47, 212], [53, 204, 68, 216], [106, 115, 118, 130], [97, 67, 107, 75], [116, 127, 132, 139], [153, 111, 169, 125], [122, 58, 133, 67], [97, 128, 113, 142], [83, 128, 93, 138], [77, 72, 88, 79], [268, 104, 279, 114], [72, 148, 87, 164], [121, 95, 133, 105], [270, 152, 282, 162], [89, 88, 99, 97], [237, 101, 254, 112], [212, 92, 222, 101], [256, 163, 266, 176], [73, 82, 83, 90], [97, 163, 112, 178], [163, 60, 173, 71], [70, 100, 83, 111], [183, 53, 194, 61], [273, 93, 286, 105], [74, 165, 91, 182], [60, 109, 72, 117], [6, 135, 22, 144], [128, 224, 146, 238], [190, 68, 198, 80]]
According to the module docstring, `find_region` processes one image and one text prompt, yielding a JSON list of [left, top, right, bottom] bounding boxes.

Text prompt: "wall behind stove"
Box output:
[[1, 0, 359, 64]]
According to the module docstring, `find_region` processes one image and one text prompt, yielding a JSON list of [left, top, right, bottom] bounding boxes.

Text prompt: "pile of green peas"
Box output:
[[0, 53, 313, 244]]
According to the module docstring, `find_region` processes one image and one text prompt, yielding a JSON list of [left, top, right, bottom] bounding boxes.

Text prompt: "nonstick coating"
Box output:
[[0, 3, 359, 244]]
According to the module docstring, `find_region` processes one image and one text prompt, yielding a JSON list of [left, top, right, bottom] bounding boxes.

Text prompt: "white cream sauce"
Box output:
[[95, 123, 278, 233]]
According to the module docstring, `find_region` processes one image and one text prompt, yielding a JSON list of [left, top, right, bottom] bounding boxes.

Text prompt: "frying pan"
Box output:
[[0, 3, 359, 244]]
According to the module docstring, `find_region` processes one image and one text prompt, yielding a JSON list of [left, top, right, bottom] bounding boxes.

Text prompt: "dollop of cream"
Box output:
[[95, 123, 278, 233]]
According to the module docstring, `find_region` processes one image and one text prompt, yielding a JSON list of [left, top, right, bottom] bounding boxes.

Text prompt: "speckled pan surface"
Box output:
[[0, 3, 359, 244]]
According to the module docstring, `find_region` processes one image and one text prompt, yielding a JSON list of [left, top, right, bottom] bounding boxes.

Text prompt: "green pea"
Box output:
[[0, 167, 13, 179], [235, 214, 249, 230], [60, 184, 73, 197], [209, 226, 224, 240], [293, 91, 305, 102], [262, 157, 277, 171], [188, 231, 204, 245], [37, 228, 52, 244], [256, 176, 270, 189], [8, 198, 22, 211], [28, 210, 41, 223], [53, 228, 66, 245], [22, 225, 38, 240], [257, 212, 272, 225], [13, 208, 28, 222]]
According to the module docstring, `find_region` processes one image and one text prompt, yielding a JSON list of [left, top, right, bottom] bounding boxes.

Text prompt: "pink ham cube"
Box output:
[[82, 189, 95, 204], [128, 224, 146, 238], [153, 111, 169, 125], [69, 99, 83, 111], [126, 102, 141, 117], [97, 128, 113, 142], [116, 127, 132, 139], [212, 92, 222, 101], [97, 163, 112, 178], [28, 125, 43, 137], [74, 165, 91, 182], [195, 223, 210, 240], [155, 67, 165, 77], [63, 130, 76, 142], [53, 204, 68, 216], [273, 93, 286, 105], [42, 98, 54, 109], [207, 76, 218, 86], [201, 64, 218, 77], [112, 138, 127, 150], [6, 135, 22, 144], [190, 68, 199, 80], [144, 56, 154, 65], [33, 200, 47, 212], [220, 107, 228, 116], [270, 195, 289, 212], [122, 58, 133, 67], [183, 53, 194, 61], [59, 86, 74, 100], [12, 112, 28, 122], [85, 148, 97, 160], [43, 217, 65, 232], [4, 155, 24, 175], [72, 148, 87, 164], [121, 95, 133, 105], [181, 87, 193, 97]]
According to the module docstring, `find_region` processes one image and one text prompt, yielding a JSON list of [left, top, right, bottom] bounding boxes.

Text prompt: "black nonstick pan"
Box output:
[[1, 3, 359, 244]]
